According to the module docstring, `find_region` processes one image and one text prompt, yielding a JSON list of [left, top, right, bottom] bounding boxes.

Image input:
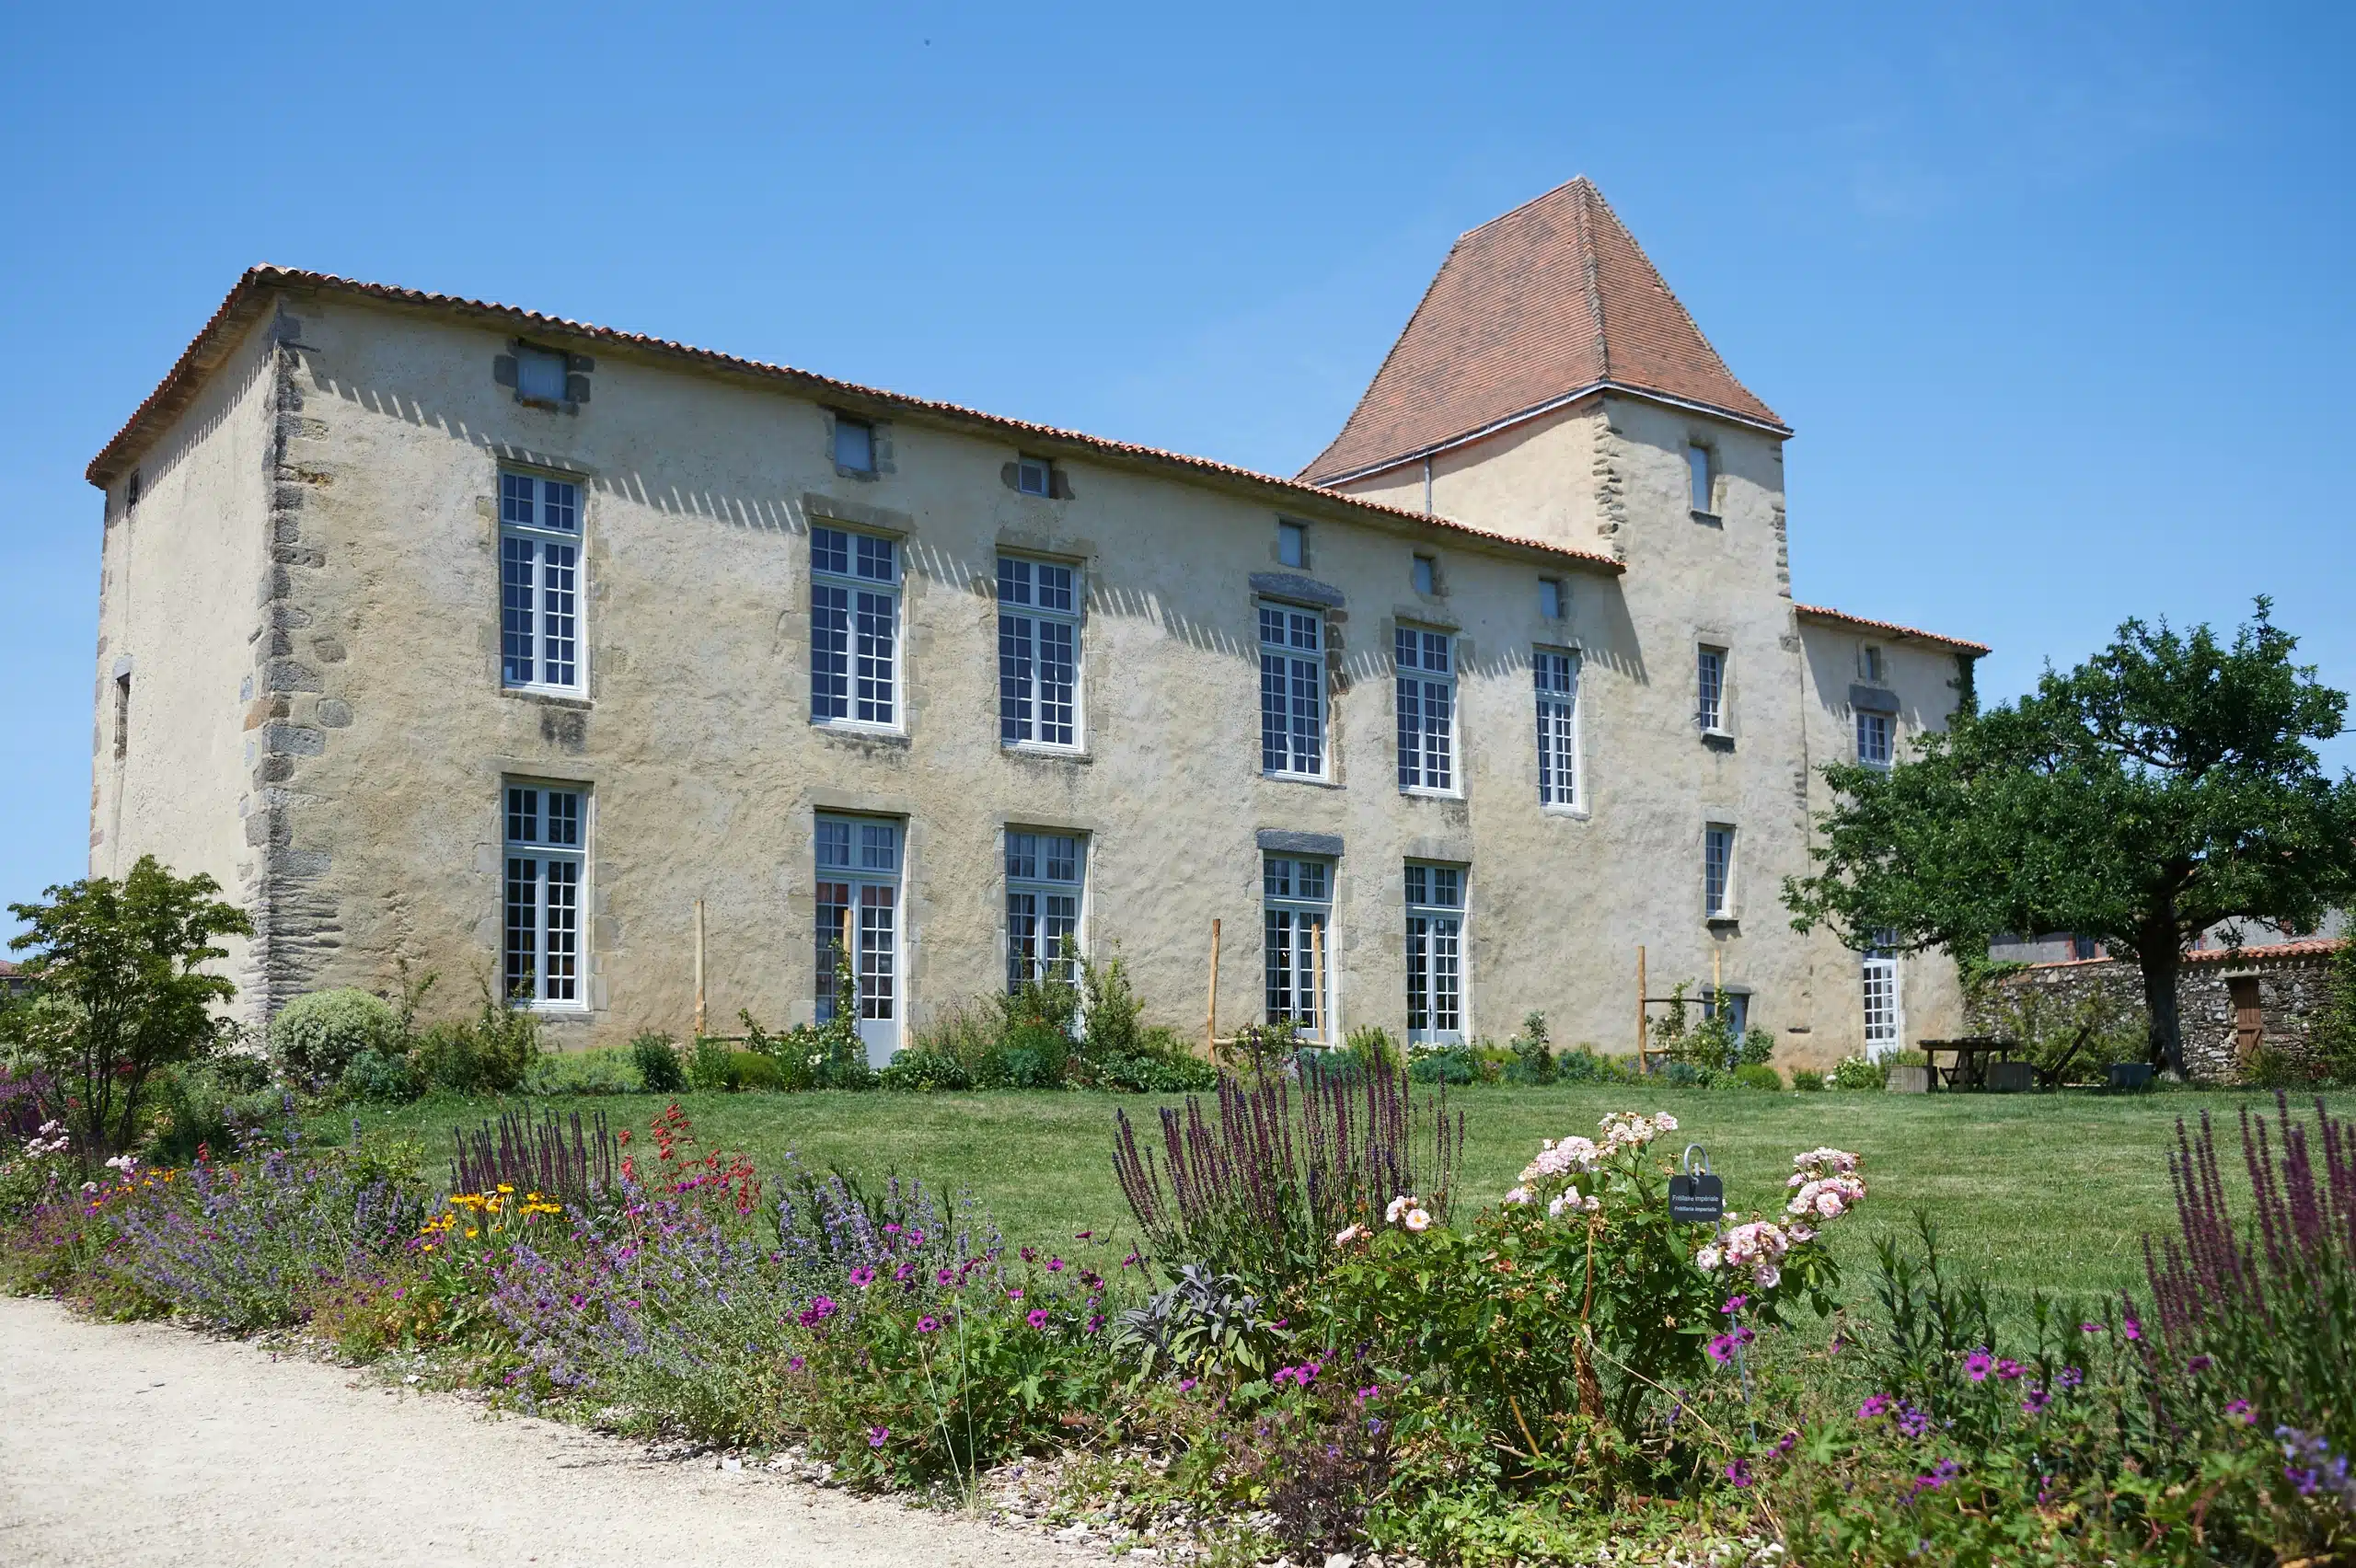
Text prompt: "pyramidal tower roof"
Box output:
[[1301, 178, 1785, 485]]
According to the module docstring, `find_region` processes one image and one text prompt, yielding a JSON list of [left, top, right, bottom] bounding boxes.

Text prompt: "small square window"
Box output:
[[1277, 521, 1307, 569], [1687, 444, 1715, 513], [1017, 455, 1052, 497], [834, 417, 875, 473], [516, 345, 569, 403], [1412, 555, 1437, 595], [1538, 578, 1563, 619]]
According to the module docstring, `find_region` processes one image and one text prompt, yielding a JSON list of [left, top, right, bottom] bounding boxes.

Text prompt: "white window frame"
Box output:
[[502, 782, 588, 1009], [998, 555, 1082, 750], [1697, 644, 1728, 735], [1257, 600, 1327, 780], [1016, 455, 1053, 497], [1862, 929, 1903, 1059], [1395, 626, 1458, 794], [1006, 829, 1086, 992], [811, 526, 902, 731], [1534, 647, 1580, 809], [1856, 709, 1894, 770], [499, 470, 583, 695], [1404, 861, 1466, 1043], [1263, 854, 1335, 1042], [815, 813, 905, 1064], [1704, 823, 1737, 920]]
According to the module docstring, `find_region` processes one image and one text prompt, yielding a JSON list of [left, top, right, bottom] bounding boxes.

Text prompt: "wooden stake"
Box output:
[[693, 899, 707, 1039], [1713, 945, 1723, 1009], [1206, 918, 1222, 1054], [1310, 918, 1328, 1043], [1636, 944, 1648, 1066]]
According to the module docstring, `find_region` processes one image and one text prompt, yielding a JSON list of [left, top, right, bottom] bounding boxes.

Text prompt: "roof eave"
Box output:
[[1793, 604, 1991, 657], [1303, 379, 1792, 489], [83, 268, 1624, 577]]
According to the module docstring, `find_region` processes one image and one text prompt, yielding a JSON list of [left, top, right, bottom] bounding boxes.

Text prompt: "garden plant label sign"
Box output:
[[1670, 1145, 1724, 1223]]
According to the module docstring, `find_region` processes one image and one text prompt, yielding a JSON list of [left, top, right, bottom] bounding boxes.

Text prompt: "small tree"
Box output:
[[4, 857, 252, 1160], [1786, 600, 2356, 1077]]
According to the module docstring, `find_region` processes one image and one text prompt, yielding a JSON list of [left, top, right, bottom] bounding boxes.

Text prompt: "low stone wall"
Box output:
[[1987, 940, 2344, 1083]]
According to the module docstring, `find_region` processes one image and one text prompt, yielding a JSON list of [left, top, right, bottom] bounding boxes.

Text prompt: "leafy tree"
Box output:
[[5, 856, 252, 1160], [1786, 600, 2356, 1077]]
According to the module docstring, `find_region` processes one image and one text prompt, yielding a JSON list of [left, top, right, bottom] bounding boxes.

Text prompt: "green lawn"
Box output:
[[325, 1085, 2332, 1308]]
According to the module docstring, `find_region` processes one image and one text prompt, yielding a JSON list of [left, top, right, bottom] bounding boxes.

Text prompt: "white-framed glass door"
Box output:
[[1861, 929, 1902, 1060], [1262, 855, 1334, 1041], [816, 814, 904, 1065], [1404, 862, 1465, 1044]]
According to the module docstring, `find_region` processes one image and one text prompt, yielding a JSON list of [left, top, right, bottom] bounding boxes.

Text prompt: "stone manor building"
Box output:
[[83, 177, 1986, 1066]]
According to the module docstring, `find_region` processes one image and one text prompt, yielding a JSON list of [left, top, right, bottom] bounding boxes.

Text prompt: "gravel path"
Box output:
[[0, 1296, 1094, 1567]]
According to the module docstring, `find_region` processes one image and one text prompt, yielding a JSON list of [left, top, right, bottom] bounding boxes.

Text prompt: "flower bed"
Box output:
[[3, 1070, 2351, 1566]]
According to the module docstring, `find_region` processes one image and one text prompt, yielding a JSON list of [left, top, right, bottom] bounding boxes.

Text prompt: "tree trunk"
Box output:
[[2138, 931, 2187, 1079]]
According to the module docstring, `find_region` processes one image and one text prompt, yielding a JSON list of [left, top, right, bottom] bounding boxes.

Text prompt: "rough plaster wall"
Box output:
[[259, 294, 1668, 1050], [1794, 628, 1974, 1055], [89, 315, 277, 1009], [108, 290, 1966, 1065], [1336, 397, 1969, 1066]]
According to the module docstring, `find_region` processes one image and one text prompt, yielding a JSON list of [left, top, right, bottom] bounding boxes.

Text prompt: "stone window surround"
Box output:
[[825, 408, 895, 481]]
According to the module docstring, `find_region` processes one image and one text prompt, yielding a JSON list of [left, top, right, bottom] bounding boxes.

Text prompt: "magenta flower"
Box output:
[[2187, 1354, 2213, 1374], [848, 1265, 876, 1289], [883, 1222, 900, 1235], [1178, 1378, 1197, 1393], [2226, 1399, 2255, 1424], [1995, 1358, 2024, 1381], [1706, 1333, 1738, 1365], [868, 1426, 888, 1447], [2080, 1321, 2105, 1334], [2122, 1315, 2142, 1343], [1773, 1429, 1799, 1457], [1724, 1458, 1754, 1489], [1964, 1348, 1994, 1382], [789, 1355, 806, 1372], [1085, 1313, 1104, 1334], [1721, 1295, 1750, 1315], [2021, 1387, 2050, 1415], [1026, 1309, 1049, 1329], [1007, 1287, 1023, 1302], [916, 1315, 941, 1334], [1857, 1394, 1892, 1421], [1047, 1257, 1067, 1273]]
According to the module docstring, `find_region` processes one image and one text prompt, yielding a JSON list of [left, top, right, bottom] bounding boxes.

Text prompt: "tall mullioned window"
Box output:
[[500, 472, 581, 692], [1006, 831, 1084, 991], [503, 784, 583, 1005], [1697, 645, 1727, 732], [1534, 649, 1578, 807], [1404, 862, 1464, 1042], [812, 527, 899, 726], [1856, 709, 1893, 769], [999, 557, 1080, 747], [1704, 824, 1736, 918], [1263, 855, 1333, 1039], [1259, 603, 1325, 778], [1395, 628, 1456, 792]]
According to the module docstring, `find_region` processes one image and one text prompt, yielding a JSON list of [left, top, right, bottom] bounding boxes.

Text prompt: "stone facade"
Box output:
[[84, 209, 1987, 1068], [1987, 940, 2349, 1082]]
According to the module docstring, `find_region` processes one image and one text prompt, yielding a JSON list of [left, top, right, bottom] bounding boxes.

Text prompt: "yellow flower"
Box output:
[[496, 1184, 514, 1193], [465, 1228, 479, 1239]]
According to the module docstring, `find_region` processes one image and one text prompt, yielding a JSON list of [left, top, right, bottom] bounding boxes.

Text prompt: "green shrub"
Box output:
[[1553, 1047, 1638, 1084], [1090, 1045, 1217, 1093], [630, 1032, 686, 1093], [1732, 1062, 1784, 1091], [729, 1052, 782, 1091], [1792, 1067, 1827, 1091], [340, 1046, 421, 1103], [1504, 1011, 1555, 1085], [1887, 1048, 1930, 1067], [270, 988, 398, 1087], [522, 1046, 642, 1096], [143, 1064, 285, 1163], [687, 1038, 735, 1092], [876, 1049, 973, 1091], [1343, 1025, 1402, 1074], [1829, 1053, 1887, 1090], [408, 980, 541, 1095], [1408, 1044, 1477, 1085]]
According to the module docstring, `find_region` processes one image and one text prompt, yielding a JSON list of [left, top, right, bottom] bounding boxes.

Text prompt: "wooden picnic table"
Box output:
[[1919, 1037, 2015, 1090]]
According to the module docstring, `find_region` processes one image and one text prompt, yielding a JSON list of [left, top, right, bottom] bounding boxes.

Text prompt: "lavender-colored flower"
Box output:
[[2057, 1366, 2084, 1389], [1724, 1458, 1754, 1488], [1857, 1394, 1892, 1421], [2021, 1387, 2050, 1415], [869, 1426, 889, 1448], [1896, 1403, 1932, 1438], [1773, 1429, 1799, 1457], [2186, 1354, 2213, 1374]]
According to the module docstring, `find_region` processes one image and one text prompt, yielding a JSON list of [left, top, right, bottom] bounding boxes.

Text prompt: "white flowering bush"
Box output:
[[1319, 1110, 1865, 1493]]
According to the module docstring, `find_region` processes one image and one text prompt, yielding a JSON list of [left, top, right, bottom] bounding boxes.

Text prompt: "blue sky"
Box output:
[[2, 1, 2350, 927]]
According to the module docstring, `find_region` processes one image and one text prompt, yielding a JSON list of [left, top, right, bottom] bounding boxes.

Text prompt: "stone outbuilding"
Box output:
[[1992, 939, 2349, 1082], [80, 177, 1986, 1066]]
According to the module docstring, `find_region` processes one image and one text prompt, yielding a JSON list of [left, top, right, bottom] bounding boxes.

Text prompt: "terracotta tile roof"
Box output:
[[2025, 937, 2344, 972], [1795, 603, 1991, 656], [1301, 178, 1786, 485], [84, 267, 1623, 576]]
